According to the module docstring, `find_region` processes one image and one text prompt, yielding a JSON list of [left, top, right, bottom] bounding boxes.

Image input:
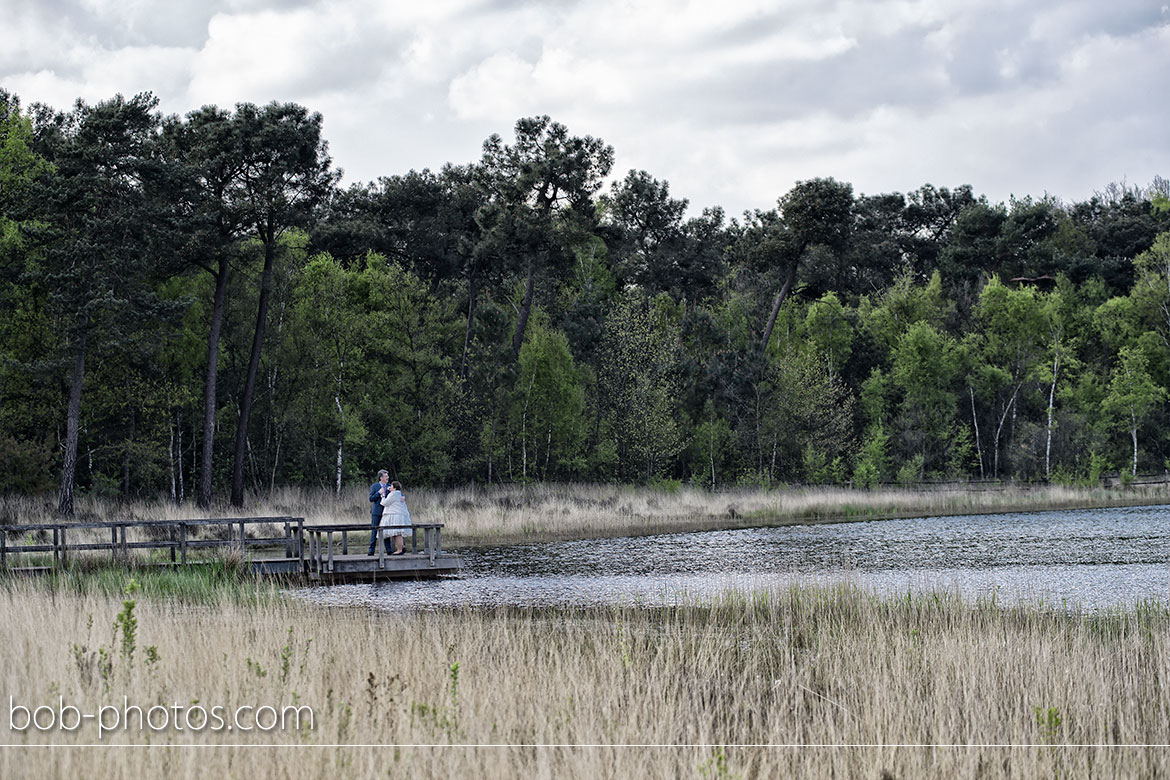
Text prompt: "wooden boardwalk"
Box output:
[[0, 517, 462, 583]]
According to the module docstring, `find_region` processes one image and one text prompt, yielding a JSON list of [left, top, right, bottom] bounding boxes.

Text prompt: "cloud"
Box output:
[[1, 0, 1167, 215]]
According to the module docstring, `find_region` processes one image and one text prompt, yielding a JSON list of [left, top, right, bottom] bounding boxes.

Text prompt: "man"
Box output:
[[367, 469, 392, 555]]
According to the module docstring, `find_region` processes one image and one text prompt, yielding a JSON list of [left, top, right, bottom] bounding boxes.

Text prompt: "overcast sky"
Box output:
[[4, 0, 1169, 216]]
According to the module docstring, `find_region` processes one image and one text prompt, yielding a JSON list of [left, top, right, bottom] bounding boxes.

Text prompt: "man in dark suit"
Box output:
[[367, 469, 392, 555]]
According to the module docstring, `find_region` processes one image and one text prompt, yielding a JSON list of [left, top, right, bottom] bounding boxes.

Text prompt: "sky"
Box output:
[[3, 0, 1169, 217]]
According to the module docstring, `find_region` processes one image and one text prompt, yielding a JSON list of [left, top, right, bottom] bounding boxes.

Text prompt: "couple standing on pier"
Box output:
[[368, 469, 411, 556]]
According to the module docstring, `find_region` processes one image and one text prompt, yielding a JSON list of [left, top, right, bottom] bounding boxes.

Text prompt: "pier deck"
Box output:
[[0, 517, 462, 583]]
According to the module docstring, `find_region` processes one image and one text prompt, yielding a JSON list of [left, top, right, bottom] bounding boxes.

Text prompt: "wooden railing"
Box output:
[[302, 523, 445, 575], [0, 517, 304, 572]]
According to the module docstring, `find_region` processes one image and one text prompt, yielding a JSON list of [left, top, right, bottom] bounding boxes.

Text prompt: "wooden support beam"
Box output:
[[296, 519, 304, 573]]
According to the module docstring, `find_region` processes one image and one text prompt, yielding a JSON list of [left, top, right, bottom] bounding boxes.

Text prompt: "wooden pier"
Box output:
[[0, 517, 462, 582]]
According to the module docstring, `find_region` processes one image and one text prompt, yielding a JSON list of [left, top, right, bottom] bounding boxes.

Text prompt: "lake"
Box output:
[[294, 504, 1170, 611]]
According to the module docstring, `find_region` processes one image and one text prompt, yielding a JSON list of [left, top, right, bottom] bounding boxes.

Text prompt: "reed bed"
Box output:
[[4, 482, 1169, 545], [1, 581, 1168, 777]]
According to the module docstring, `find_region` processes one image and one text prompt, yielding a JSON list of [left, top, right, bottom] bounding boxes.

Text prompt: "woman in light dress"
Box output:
[[378, 480, 412, 555]]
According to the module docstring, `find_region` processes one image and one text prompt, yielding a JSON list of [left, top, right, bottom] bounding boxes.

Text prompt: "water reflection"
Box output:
[[292, 504, 1170, 611]]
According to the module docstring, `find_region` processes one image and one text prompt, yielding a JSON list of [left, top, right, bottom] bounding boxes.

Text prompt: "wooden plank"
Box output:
[[296, 518, 304, 573]]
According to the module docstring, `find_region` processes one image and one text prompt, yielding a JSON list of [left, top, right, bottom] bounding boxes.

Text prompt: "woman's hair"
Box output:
[[391, 481, 402, 491]]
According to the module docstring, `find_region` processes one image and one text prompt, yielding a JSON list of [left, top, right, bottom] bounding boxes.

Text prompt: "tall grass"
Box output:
[[4, 481, 1169, 545], [2, 582, 1168, 777], [9, 558, 282, 604]]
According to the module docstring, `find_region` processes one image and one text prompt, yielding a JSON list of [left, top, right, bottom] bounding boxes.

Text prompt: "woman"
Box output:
[[378, 481, 412, 555]]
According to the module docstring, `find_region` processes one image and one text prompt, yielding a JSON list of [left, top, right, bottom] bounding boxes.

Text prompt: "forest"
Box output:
[[1, 89, 1169, 512]]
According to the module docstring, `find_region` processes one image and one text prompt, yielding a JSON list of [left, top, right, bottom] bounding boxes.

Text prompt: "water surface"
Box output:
[[294, 504, 1170, 612]]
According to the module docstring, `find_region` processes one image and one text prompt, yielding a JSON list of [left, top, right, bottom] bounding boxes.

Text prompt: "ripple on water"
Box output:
[[289, 504, 1170, 612]]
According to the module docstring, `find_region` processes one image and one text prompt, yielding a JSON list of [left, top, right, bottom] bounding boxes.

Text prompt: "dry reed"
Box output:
[[1, 581, 1168, 778], [4, 482, 1168, 545]]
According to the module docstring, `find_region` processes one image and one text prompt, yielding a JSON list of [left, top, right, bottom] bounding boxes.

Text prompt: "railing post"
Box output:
[[1, 532, 6, 570], [296, 519, 304, 573], [120, 525, 128, 559], [342, 530, 348, 555], [284, 521, 292, 559], [427, 527, 435, 566], [52, 527, 60, 569], [238, 521, 246, 555], [170, 525, 177, 566], [378, 535, 385, 570], [410, 526, 418, 554], [111, 526, 118, 563], [60, 526, 67, 568], [327, 531, 335, 573], [435, 527, 442, 559]]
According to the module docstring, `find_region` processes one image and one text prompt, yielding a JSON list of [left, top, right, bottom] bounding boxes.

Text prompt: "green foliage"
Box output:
[[690, 402, 734, 490], [2, 91, 1168, 496], [113, 578, 139, 665], [852, 424, 889, 489], [597, 293, 684, 482], [891, 321, 960, 474], [1102, 345, 1166, 473], [1034, 705, 1062, 743], [804, 292, 853, 374], [897, 454, 925, 486], [510, 313, 586, 479]]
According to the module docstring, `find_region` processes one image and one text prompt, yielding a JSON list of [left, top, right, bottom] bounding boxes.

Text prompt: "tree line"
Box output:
[[1, 90, 1169, 513]]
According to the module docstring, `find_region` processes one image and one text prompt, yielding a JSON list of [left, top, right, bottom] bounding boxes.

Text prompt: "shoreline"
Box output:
[[441, 488, 1170, 548], [5, 482, 1169, 551]]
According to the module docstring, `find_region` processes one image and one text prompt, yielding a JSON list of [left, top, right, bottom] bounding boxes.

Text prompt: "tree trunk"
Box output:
[[1045, 354, 1059, 480], [231, 227, 276, 506], [991, 384, 1022, 480], [198, 258, 230, 508], [122, 407, 135, 497], [169, 421, 177, 502], [969, 386, 984, 480], [177, 413, 184, 504], [459, 268, 479, 380], [335, 364, 344, 497], [760, 259, 799, 352], [511, 258, 536, 363], [335, 396, 344, 496], [58, 322, 88, 516], [1130, 416, 1139, 476]]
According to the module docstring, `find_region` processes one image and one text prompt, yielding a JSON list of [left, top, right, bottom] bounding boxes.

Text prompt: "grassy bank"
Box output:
[[4, 482, 1170, 545], [1, 581, 1168, 777], [6, 558, 283, 605]]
